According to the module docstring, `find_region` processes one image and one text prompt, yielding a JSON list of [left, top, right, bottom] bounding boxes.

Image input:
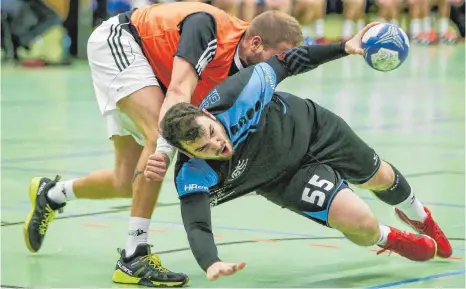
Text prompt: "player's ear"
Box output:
[[251, 36, 264, 52]]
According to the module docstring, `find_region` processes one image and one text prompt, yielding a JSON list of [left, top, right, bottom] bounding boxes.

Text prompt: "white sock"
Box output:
[[302, 26, 311, 38], [342, 20, 354, 39], [395, 190, 428, 221], [47, 179, 77, 204], [356, 19, 365, 32], [410, 19, 421, 35], [376, 224, 391, 246], [314, 19, 325, 39], [422, 17, 431, 33], [125, 217, 151, 258], [438, 18, 449, 34]]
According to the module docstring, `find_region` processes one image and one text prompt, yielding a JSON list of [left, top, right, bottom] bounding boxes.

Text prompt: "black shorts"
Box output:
[[257, 100, 380, 227]]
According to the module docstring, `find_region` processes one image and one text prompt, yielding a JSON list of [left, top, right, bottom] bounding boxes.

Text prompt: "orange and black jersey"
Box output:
[[120, 2, 248, 106]]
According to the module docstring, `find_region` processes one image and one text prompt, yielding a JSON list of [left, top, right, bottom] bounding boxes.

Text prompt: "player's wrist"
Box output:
[[203, 258, 222, 272], [341, 41, 350, 55], [155, 135, 176, 166]]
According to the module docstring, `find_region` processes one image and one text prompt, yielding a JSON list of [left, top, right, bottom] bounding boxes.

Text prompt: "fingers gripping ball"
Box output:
[[361, 23, 410, 72]]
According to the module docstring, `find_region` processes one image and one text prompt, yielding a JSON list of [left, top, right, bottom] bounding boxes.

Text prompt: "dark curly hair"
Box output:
[[161, 102, 207, 149]]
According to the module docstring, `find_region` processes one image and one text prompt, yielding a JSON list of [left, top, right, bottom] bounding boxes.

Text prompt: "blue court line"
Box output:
[[1, 166, 87, 176], [3, 176, 465, 208], [1, 117, 463, 165], [1, 150, 111, 164], [366, 269, 466, 288], [2, 205, 465, 253]]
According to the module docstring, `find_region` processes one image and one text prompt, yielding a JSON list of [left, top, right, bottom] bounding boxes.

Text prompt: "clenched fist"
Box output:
[[144, 152, 169, 181]]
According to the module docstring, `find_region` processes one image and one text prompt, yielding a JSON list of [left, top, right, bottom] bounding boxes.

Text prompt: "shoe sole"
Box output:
[[394, 209, 441, 259], [112, 269, 189, 287], [23, 177, 42, 253]]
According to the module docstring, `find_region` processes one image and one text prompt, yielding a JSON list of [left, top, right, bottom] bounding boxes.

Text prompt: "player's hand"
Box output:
[[206, 261, 247, 281], [344, 22, 381, 56], [144, 152, 169, 181]]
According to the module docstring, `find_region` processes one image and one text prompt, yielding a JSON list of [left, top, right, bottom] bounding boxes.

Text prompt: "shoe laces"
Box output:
[[39, 205, 56, 235], [422, 217, 447, 243], [376, 231, 413, 256], [141, 254, 169, 273]]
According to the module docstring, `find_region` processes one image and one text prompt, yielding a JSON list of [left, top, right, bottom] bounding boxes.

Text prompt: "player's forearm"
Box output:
[[180, 193, 221, 272], [269, 42, 349, 82], [158, 57, 199, 127]]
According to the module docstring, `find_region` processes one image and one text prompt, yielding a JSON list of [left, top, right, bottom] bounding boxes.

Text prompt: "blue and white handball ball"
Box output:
[[361, 23, 410, 72]]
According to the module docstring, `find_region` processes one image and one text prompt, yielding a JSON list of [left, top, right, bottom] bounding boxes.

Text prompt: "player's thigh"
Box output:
[[308, 102, 381, 186], [87, 15, 162, 143], [264, 0, 291, 12], [259, 164, 345, 227], [259, 164, 378, 233], [112, 134, 144, 194]]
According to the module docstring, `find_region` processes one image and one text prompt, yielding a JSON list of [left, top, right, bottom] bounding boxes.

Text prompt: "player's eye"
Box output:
[[210, 126, 214, 137]]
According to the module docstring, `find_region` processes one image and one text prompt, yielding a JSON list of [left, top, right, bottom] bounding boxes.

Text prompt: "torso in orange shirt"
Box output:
[[127, 2, 249, 106]]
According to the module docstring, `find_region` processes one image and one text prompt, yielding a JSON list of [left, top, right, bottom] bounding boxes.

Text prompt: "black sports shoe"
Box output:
[[112, 244, 189, 287], [23, 176, 65, 253]]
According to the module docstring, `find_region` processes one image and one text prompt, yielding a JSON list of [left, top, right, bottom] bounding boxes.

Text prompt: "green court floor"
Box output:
[[1, 44, 465, 288]]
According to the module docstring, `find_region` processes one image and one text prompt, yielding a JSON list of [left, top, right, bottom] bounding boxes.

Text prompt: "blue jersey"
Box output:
[[174, 59, 315, 207], [173, 42, 349, 272]]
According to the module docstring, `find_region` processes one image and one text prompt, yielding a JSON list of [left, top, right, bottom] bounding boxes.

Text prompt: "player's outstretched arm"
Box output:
[[180, 193, 246, 280], [180, 193, 221, 270], [268, 22, 381, 84]]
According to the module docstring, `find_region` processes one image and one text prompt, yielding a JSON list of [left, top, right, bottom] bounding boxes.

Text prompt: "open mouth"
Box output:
[[217, 143, 229, 156], [221, 144, 229, 156]]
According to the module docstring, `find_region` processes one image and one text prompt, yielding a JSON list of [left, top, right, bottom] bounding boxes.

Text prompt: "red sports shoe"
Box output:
[[377, 226, 437, 261], [395, 207, 452, 258]]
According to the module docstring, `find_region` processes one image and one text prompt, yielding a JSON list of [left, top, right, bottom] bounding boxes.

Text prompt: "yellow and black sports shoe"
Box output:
[[24, 176, 65, 253], [113, 244, 189, 287]]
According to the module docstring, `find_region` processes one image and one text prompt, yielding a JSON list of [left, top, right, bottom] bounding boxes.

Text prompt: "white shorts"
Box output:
[[87, 14, 159, 145]]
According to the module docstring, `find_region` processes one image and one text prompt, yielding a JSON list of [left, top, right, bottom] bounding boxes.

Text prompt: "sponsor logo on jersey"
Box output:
[[184, 184, 208, 192], [200, 89, 220, 109], [229, 159, 248, 181]]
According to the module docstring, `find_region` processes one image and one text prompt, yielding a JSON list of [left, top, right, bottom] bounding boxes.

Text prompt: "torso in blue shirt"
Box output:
[[174, 61, 314, 207]]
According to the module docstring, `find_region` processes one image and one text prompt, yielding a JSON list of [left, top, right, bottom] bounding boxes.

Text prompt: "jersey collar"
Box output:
[[233, 44, 245, 71]]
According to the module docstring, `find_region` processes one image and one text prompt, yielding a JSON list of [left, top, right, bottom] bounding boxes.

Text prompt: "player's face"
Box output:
[[244, 38, 294, 65], [180, 114, 233, 160]]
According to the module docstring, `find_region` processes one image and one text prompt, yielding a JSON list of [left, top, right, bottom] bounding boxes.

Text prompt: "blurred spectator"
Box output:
[[1, 0, 71, 65]]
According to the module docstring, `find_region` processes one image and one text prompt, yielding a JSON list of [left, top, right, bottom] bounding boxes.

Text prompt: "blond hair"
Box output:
[[245, 10, 303, 48]]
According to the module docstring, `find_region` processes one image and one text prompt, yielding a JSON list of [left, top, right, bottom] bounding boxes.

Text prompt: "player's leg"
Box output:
[[341, 0, 366, 41], [306, 101, 452, 258], [24, 15, 188, 287], [212, 0, 240, 17], [264, 0, 292, 14], [23, 25, 146, 255], [293, 0, 330, 44], [408, 0, 425, 42], [376, 0, 400, 24], [259, 164, 437, 261], [241, 0, 258, 21], [432, 0, 458, 43]]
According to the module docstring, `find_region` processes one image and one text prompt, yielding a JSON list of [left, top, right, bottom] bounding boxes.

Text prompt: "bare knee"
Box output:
[[345, 215, 380, 246], [112, 175, 133, 198], [359, 161, 394, 191], [328, 188, 380, 246]]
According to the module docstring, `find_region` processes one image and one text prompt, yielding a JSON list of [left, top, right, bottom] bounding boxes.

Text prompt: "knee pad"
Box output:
[[371, 163, 411, 206]]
